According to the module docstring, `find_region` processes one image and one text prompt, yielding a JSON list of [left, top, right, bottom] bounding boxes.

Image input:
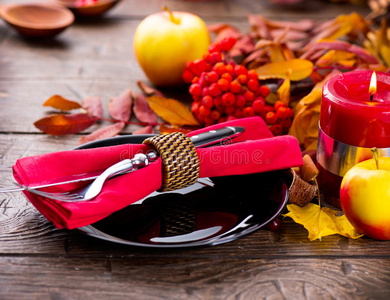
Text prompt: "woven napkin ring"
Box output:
[[143, 132, 200, 192]]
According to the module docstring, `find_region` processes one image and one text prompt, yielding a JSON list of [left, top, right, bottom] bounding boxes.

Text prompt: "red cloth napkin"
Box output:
[[13, 117, 303, 229]]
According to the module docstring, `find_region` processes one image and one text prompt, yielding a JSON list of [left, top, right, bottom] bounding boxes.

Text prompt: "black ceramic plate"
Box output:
[[75, 135, 289, 248]]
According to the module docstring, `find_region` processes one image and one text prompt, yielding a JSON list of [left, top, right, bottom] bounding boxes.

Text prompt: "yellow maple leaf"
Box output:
[[283, 203, 363, 241], [316, 50, 357, 68], [255, 58, 313, 81], [277, 70, 291, 106], [325, 12, 370, 42], [146, 96, 200, 126]]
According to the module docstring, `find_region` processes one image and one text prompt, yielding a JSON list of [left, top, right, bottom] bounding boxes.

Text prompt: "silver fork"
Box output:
[[18, 152, 157, 202]]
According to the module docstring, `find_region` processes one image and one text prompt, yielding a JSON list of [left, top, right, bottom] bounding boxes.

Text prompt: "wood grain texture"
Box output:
[[0, 256, 389, 300]]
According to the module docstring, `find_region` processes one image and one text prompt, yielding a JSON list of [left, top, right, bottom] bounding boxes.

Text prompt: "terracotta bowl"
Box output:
[[56, 0, 121, 18], [0, 3, 74, 38]]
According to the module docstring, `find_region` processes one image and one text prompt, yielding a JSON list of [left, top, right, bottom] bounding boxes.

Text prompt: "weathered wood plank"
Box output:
[[2, 0, 371, 20], [0, 256, 388, 300]]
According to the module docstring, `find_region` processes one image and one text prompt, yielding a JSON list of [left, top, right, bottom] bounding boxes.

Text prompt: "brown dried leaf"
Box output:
[[137, 81, 164, 97], [133, 93, 158, 124], [146, 96, 200, 126], [108, 89, 132, 122], [43, 95, 81, 111], [78, 122, 125, 145], [300, 154, 319, 182], [82, 96, 103, 118], [34, 113, 97, 135]]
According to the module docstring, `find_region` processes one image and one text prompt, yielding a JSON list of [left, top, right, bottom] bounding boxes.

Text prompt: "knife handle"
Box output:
[[190, 126, 245, 148]]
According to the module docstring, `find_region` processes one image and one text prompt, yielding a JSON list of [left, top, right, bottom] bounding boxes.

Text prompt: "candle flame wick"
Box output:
[[369, 71, 377, 102]]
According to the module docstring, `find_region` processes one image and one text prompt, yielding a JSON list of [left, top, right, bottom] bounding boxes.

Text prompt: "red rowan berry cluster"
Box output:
[[182, 37, 293, 135]]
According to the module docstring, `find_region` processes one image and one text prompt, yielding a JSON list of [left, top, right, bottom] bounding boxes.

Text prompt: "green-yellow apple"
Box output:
[[340, 157, 390, 240], [133, 7, 210, 87]]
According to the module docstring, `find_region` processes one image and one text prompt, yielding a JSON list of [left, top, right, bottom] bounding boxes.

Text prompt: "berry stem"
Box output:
[[162, 6, 180, 25]]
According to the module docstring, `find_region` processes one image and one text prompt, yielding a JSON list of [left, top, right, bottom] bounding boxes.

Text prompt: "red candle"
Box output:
[[317, 70, 390, 207], [321, 70, 390, 148]]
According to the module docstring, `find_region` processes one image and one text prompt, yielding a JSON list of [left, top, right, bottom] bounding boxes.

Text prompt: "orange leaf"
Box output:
[[34, 113, 97, 135], [137, 81, 164, 97], [255, 58, 313, 81], [43, 95, 81, 111], [146, 96, 200, 126]]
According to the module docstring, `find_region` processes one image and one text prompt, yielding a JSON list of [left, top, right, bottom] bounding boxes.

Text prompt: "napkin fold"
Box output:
[[13, 117, 303, 229]]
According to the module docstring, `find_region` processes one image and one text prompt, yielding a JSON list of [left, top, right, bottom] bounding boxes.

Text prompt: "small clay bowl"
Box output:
[[56, 0, 121, 18], [0, 3, 75, 38]]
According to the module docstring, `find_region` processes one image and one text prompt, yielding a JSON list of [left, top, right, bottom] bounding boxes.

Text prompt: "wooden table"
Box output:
[[1, 0, 390, 299]]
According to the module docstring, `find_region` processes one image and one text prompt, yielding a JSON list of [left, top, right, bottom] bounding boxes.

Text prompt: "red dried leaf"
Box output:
[[137, 81, 164, 97], [34, 113, 97, 135], [108, 89, 132, 122], [300, 40, 380, 65], [232, 35, 256, 57], [133, 93, 158, 124], [264, 18, 315, 32], [248, 15, 272, 40], [82, 96, 103, 118], [78, 121, 125, 145], [270, 29, 309, 42], [43, 95, 81, 111], [133, 125, 155, 135]]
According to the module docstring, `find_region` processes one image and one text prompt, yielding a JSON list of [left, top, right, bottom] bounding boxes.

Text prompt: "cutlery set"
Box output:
[[0, 126, 244, 202]]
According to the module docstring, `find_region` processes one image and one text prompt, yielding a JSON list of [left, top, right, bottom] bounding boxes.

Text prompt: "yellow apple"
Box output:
[[340, 157, 390, 240], [133, 7, 210, 87]]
